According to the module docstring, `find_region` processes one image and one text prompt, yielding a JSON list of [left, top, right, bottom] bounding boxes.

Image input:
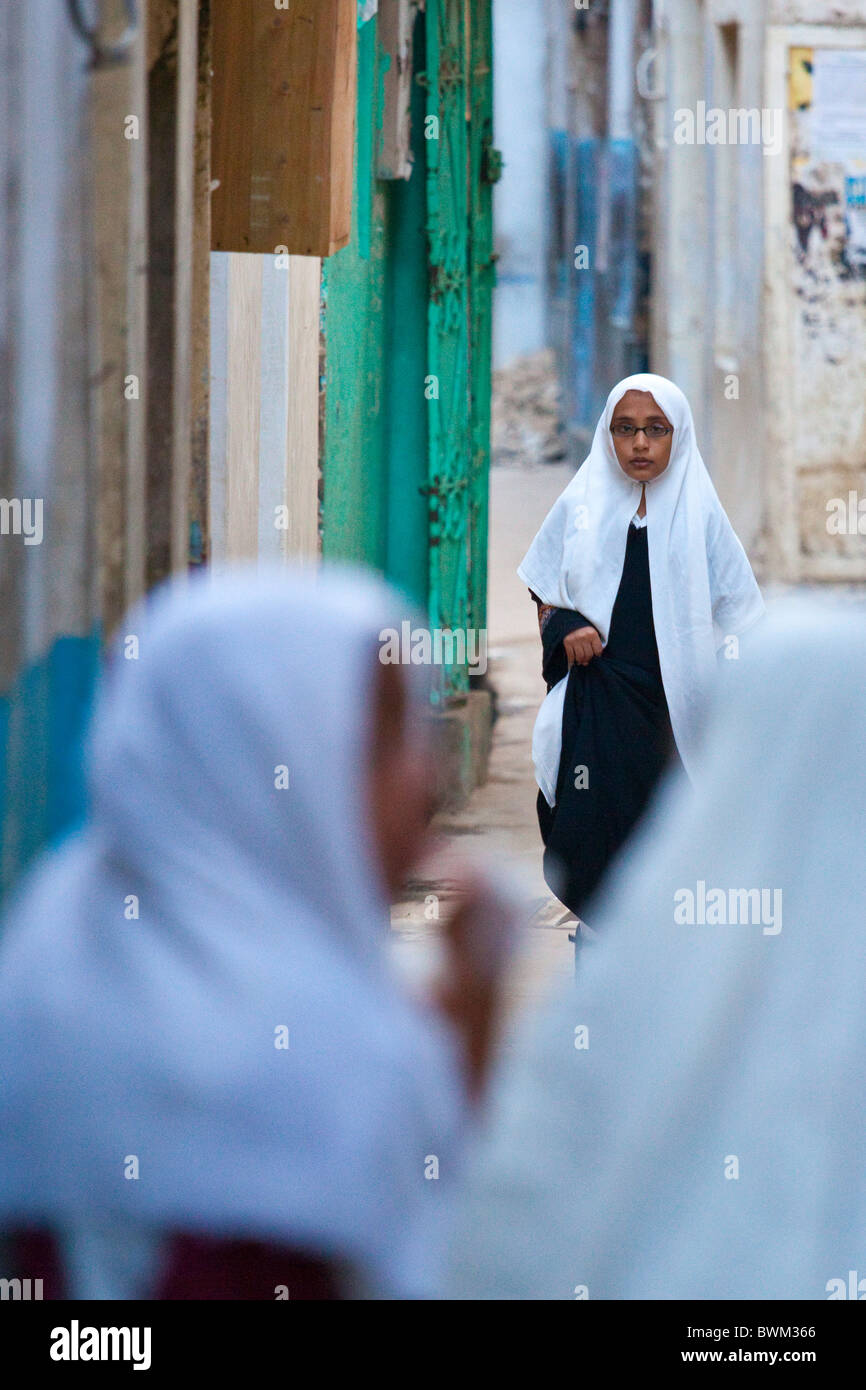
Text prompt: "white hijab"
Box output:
[[518, 373, 765, 789], [449, 594, 866, 1299], [0, 564, 465, 1297]]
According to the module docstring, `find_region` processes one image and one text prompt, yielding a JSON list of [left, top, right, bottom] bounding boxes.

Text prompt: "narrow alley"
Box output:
[[3, 0, 866, 1339], [391, 459, 577, 1027]]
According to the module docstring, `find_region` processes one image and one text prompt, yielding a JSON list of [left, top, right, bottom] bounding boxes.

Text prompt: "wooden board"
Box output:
[[209, 250, 320, 565], [285, 254, 321, 560], [224, 254, 262, 561], [211, 0, 357, 257], [377, 0, 422, 180], [189, 0, 213, 568], [145, 0, 198, 589]]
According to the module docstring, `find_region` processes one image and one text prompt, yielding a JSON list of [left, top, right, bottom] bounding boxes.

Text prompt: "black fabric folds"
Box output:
[[536, 525, 681, 919]]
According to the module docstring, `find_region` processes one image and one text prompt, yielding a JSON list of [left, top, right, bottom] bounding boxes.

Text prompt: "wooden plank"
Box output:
[[170, 0, 198, 576], [0, 0, 22, 693], [212, 250, 320, 566], [126, 6, 148, 611], [326, 1, 357, 254], [90, 0, 148, 636], [145, 0, 197, 589], [224, 254, 262, 561], [210, 0, 357, 257], [377, 0, 422, 180], [285, 255, 321, 559], [189, 0, 212, 568], [206, 250, 229, 562], [257, 255, 290, 563]]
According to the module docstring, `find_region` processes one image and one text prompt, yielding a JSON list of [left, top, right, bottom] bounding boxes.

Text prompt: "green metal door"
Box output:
[[323, 1, 497, 715], [424, 0, 471, 705], [468, 0, 499, 643], [423, 0, 498, 705]]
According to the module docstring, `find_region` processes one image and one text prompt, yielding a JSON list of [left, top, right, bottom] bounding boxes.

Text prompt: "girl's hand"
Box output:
[[563, 624, 604, 667]]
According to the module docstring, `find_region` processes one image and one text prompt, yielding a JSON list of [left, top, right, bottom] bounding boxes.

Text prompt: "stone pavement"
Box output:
[[390, 462, 578, 1042]]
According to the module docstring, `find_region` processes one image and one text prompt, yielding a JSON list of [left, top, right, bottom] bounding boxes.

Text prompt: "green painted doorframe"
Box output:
[[323, 2, 498, 703], [383, 7, 430, 611], [424, 0, 471, 705], [322, 16, 389, 571], [423, 0, 499, 703], [468, 0, 498, 643]]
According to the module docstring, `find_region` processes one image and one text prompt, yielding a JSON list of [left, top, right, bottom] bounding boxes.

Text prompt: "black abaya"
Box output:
[[535, 522, 681, 918]]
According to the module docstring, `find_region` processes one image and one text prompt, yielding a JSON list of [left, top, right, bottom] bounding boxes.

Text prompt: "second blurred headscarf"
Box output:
[[449, 594, 866, 1299]]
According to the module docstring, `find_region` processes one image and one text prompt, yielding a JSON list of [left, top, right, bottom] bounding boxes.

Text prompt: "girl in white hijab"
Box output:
[[449, 594, 866, 1299], [0, 564, 511, 1300], [518, 373, 764, 935]]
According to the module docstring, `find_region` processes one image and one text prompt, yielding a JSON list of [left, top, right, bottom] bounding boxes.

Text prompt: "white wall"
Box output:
[[650, 0, 770, 561], [652, 0, 866, 580], [0, 0, 98, 666], [493, 0, 549, 366]]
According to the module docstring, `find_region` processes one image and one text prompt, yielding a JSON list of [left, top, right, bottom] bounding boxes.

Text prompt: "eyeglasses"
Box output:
[[610, 422, 673, 439]]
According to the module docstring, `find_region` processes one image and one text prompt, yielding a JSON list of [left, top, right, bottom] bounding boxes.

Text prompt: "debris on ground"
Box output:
[[491, 348, 568, 467]]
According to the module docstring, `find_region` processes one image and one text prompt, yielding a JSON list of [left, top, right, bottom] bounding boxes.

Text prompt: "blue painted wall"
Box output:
[[0, 631, 100, 897], [550, 133, 648, 446]]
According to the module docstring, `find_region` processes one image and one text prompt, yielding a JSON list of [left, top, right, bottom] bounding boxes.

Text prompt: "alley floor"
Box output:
[[390, 461, 577, 1040]]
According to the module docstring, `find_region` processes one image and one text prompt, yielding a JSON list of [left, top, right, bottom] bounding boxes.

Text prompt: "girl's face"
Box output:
[[610, 390, 673, 483]]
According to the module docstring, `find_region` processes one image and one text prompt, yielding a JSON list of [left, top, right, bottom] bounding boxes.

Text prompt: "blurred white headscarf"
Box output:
[[0, 564, 465, 1297], [518, 373, 765, 784], [449, 594, 866, 1299]]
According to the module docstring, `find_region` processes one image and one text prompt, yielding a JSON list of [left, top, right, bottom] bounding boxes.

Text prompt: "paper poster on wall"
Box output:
[[845, 175, 866, 267], [811, 50, 866, 162]]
